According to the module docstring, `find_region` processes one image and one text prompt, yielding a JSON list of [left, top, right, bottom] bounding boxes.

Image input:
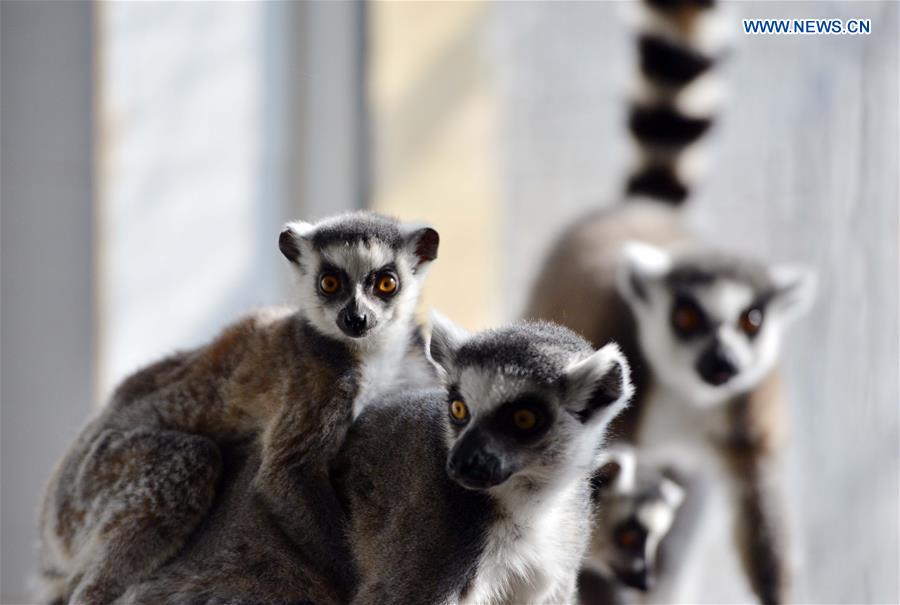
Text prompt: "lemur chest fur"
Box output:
[[636, 384, 731, 476], [462, 480, 589, 605], [352, 329, 434, 418]]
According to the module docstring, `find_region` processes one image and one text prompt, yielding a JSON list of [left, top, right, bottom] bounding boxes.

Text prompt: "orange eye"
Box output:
[[377, 274, 398, 295], [513, 409, 537, 430], [618, 528, 640, 548], [671, 296, 706, 336], [739, 307, 764, 336], [673, 305, 699, 332], [319, 275, 340, 295], [449, 400, 468, 423]]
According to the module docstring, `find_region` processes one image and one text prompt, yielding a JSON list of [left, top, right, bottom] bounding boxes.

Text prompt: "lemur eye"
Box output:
[[739, 307, 764, 337], [617, 528, 641, 548], [319, 274, 341, 295], [449, 400, 469, 423], [671, 297, 705, 336], [376, 274, 398, 295], [512, 409, 537, 431]]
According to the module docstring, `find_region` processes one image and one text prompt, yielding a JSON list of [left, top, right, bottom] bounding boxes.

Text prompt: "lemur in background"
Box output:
[[579, 446, 685, 605], [117, 316, 634, 605], [525, 1, 816, 603], [38, 212, 439, 605], [338, 316, 634, 605]]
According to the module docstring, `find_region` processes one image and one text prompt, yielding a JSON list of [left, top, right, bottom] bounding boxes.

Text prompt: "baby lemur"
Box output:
[[579, 447, 685, 605], [37, 212, 439, 604], [525, 1, 815, 603], [337, 315, 635, 605]]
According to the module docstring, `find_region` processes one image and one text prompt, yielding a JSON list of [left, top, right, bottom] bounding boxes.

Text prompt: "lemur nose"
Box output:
[[696, 340, 738, 386], [449, 449, 506, 489], [337, 307, 369, 337], [460, 451, 496, 481]]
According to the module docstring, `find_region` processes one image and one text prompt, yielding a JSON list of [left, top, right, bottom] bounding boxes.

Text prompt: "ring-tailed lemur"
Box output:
[[525, 1, 815, 603], [336, 315, 635, 605], [111, 315, 634, 605], [578, 446, 685, 605], [37, 212, 439, 605]]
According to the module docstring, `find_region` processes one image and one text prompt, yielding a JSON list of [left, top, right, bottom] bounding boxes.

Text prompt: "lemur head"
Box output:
[[617, 242, 816, 406], [585, 447, 684, 591], [426, 314, 634, 494], [280, 212, 438, 349]]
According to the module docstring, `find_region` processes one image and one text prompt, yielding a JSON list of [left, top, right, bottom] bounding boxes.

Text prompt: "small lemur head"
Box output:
[[426, 314, 634, 493], [617, 242, 816, 406], [280, 211, 438, 349], [585, 447, 684, 592]]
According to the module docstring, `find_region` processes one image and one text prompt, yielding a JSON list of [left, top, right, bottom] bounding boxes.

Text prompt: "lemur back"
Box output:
[[525, 2, 815, 603], [37, 211, 439, 605], [117, 438, 346, 605]]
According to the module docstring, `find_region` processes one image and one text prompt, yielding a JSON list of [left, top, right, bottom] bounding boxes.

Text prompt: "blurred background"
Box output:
[[1, 1, 897, 603]]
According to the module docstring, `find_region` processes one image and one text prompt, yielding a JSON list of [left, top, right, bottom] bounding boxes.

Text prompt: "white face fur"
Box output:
[[617, 242, 816, 407], [279, 215, 438, 352]]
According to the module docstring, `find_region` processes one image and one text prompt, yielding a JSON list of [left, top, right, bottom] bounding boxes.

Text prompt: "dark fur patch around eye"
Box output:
[[316, 262, 350, 302], [669, 293, 711, 340], [489, 396, 553, 443], [446, 387, 466, 435], [615, 518, 649, 553]]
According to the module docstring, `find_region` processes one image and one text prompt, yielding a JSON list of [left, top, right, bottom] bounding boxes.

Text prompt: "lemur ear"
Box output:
[[279, 221, 315, 264], [592, 446, 636, 494], [769, 264, 817, 322], [426, 311, 469, 379], [659, 466, 686, 507], [617, 241, 672, 305], [660, 476, 686, 509], [563, 343, 634, 423], [404, 226, 440, 269]]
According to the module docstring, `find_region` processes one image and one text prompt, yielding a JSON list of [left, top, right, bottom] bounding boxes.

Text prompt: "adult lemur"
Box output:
[[38, 212, 439, 605], [525, 1, 815, 603], [339, 316, 635, 605]]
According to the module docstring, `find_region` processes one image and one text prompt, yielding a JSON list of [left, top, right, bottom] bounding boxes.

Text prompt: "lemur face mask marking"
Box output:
[[427, 313, 634, 492], [279, 214, 439, 347], [617, 242, 816, 406]]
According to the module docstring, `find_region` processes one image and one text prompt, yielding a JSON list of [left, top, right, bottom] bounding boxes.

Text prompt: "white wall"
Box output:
[[1, 2, 96, 601]]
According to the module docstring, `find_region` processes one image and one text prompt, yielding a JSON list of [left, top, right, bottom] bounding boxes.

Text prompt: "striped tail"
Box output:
[[625, 0, 727, 205]]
